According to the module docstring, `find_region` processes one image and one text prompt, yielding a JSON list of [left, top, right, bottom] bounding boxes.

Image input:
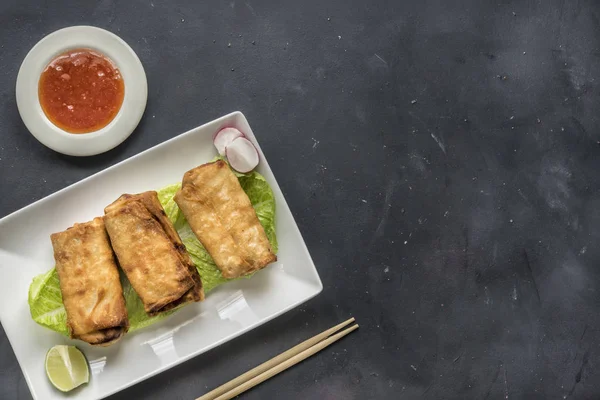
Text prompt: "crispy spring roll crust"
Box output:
[[174, 160, 276, 278], [104, 191, 203, 316], [107, 191, 204, 305], [51, 217, 129, 346]]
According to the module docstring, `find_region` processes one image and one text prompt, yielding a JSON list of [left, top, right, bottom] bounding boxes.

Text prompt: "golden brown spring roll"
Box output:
[[51, 217, 129, 346], [107, 192, 204, 307], [174, 160, 277, 278], [104, 191, 203, 316]]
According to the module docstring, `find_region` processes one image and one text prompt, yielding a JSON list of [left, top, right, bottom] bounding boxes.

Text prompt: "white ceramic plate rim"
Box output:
[[15, 25, 148, 157], [0, 111, 323, 400]]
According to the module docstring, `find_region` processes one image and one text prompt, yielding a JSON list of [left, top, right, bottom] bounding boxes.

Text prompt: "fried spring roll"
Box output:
[[104, 191, 203, 316], [174, 160, 277, 278], [51, 217, 129, 346]]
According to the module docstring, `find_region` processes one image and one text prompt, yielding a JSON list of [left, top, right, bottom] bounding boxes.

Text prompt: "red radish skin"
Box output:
[[212, 125, 245, 140], [226, 137, 259, 173], [213, 127, 244, 156]]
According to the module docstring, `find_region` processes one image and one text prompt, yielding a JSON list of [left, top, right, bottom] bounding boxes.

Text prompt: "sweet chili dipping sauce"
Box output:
[[38, 48, 125, 134]]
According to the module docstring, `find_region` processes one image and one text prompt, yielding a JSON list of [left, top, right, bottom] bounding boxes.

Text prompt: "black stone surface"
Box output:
[[2, 0, 600, 399]]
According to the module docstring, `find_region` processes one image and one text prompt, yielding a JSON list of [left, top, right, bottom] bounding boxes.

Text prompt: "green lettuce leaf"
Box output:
[[238, 171, 278, 253], [28, 268, 68, 336], [28, 164, 277, 335]]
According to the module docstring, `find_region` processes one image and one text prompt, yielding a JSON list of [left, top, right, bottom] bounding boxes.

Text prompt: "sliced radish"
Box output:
[[226, 137, 259, 173], [213, 127, 244, 156]]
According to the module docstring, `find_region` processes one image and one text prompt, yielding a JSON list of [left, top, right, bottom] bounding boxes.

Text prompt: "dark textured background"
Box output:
[[2, 0, 600, 399]]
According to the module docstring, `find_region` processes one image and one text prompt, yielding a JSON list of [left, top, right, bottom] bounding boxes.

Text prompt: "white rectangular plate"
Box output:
[[0, 112, 322, 400]]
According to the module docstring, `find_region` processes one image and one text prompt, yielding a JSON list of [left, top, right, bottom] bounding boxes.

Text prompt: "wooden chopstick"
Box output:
[[212, 324, 359, 400], [196, 317, 358, 400]]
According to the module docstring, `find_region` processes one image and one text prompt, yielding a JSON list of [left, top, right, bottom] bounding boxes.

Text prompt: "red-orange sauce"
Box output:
[[38, 48, 125, 134]]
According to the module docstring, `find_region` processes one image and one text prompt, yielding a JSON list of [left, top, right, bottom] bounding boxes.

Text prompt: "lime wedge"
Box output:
[[45, 345, 89, 392]]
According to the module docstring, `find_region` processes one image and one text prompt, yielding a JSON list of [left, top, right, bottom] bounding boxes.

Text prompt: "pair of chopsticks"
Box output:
[[197, 317, 358, 400]]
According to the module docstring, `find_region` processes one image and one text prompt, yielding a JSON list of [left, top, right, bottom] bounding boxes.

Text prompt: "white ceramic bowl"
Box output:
[[16, 26, 148, 157]]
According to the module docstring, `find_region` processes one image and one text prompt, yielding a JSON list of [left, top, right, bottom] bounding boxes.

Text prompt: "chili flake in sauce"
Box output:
[[38, 48, 125, 134]]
